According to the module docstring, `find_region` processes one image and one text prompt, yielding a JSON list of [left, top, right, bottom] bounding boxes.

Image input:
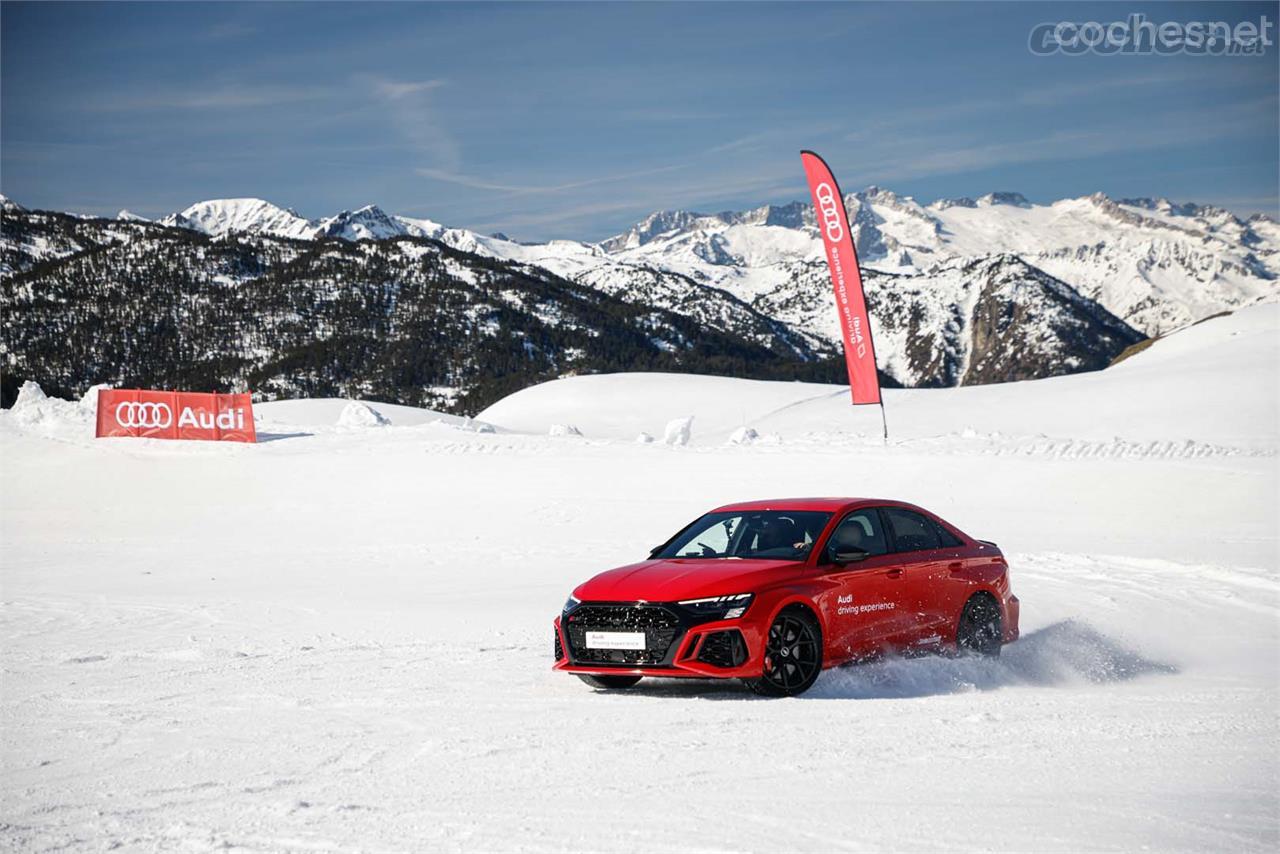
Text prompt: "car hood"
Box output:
[[573, 558, 804, 603]]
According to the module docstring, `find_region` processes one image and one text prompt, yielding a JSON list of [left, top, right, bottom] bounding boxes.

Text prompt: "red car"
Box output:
[[553, 498, 1019, 696]]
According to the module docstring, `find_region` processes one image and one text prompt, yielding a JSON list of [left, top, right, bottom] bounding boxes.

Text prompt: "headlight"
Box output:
[[563, 594, 580, 613], [678, 593, 753, 619]]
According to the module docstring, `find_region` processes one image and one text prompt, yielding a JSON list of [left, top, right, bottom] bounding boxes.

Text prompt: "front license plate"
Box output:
[[585, 631, 646, 650]]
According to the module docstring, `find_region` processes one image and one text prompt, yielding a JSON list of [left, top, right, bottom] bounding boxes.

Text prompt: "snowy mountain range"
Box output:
[[2, 187, 1275, 411], [155, 189, 1278, 371], [0, 203, 845, 412], [150, 189, 1279, 338]]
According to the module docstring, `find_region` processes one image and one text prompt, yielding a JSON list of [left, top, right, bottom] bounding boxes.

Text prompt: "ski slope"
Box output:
[[1, 308, 1277, 851]]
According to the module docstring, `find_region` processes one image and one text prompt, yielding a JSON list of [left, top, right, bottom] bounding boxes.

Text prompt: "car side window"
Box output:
[[827, 510, 889, 558], [883, 508, 941, 552], [933, 519, 964, 548]]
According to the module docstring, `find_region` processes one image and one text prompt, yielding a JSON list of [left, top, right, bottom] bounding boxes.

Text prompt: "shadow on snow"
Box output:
[[254, 430, 314, 444]]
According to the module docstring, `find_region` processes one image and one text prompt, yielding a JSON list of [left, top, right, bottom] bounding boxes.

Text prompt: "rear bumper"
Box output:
[[553, 612, 764, 679]]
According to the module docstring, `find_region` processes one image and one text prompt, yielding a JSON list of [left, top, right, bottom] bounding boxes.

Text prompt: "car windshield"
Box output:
[[655, 511, 832, 561]]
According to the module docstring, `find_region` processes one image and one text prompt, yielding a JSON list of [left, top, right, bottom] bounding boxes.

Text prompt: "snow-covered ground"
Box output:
[[2, 307, 1277, 851]]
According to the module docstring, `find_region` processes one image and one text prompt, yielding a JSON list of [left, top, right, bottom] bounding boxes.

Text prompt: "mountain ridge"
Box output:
[[4, 185, 1274, 413]]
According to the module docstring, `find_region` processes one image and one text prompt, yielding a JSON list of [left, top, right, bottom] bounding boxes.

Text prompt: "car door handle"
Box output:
[[886, 568, 903, 579]]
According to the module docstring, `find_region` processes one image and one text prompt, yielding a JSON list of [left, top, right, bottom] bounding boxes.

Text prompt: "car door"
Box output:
[[926, 515, 976, 639], [880, 506, 951, 649], [815, 508, 909, 662]]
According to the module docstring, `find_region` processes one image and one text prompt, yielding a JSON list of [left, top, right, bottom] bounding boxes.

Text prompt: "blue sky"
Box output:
[[3, 1, 1276, 240]]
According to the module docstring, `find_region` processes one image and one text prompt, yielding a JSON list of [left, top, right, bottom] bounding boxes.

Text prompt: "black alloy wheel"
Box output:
[[956, 595, 1002, 657], [746, 608, 822, 697]]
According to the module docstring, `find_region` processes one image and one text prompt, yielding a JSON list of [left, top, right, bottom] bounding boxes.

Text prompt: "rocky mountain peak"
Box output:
[[977, 191, 1031, 208]]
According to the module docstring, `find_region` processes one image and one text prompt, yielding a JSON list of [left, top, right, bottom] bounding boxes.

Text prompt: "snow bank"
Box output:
[[78, 383, 111, 409], [5, 381, 96, 436], [662, 416, 693, 446], [13, 379, 47, 407], [478, 306, 1279, 450], [477, 372, 836, 440], [548, 423, 582, 437]]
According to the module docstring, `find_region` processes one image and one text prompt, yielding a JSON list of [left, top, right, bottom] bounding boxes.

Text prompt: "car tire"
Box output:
[[956, 594, 1002, 657], [745, 607, 823, 697], [576, 674, 643, 690]]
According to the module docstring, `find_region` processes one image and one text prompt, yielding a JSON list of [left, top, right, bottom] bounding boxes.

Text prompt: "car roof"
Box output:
[[710, 497, 911, 514]]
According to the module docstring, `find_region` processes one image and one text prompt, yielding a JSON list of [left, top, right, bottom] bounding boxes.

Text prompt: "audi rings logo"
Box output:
[[115, 401, 172, 429], [814, 182, 844, 243]]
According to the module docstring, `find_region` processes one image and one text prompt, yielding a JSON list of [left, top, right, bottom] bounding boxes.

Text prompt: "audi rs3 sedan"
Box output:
[[553, 498, 1019, 696]]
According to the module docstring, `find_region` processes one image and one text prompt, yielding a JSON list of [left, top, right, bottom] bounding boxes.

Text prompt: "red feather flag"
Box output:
[[800, 150, 887, 435]]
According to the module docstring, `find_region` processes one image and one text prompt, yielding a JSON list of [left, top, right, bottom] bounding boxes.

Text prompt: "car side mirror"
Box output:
[[828, 545, 869, 566], [648, 545, 664, 559]]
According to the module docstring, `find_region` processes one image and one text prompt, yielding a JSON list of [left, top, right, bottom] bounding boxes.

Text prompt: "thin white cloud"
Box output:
[[456, 93, 1277, 239], [462, 167, 801, 236], [839, 96, 1277, 186], [845, 69, 1253, 141], [374, 79, 446, 99], [415, 163, 689, 196], [203, 21, 258, 41], [90, 85, 329, 112], [365, 75, 460, 173], [614, 108, 730, 123]]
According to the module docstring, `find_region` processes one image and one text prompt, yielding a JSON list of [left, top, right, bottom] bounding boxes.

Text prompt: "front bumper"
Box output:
[[552, 601, 765, 679]]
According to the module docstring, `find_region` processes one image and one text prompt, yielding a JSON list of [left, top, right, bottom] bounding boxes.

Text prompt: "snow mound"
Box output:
[[636, 432, 654, 444], [3, 381, 97, 439], [479, 306, 1278, 451], [663, 416, 693, 446], [728, 426, 758, 445], [12, 381, 77, 422], [549, 423, 583, 437], [477, 372, 834, 439], [12, 380, 48, 409], [336, 401, 390, 428], [78, 384, 111, 410]]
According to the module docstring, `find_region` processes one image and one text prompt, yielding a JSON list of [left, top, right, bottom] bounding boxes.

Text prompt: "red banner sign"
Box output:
[[801, 150, 883, 406], [95, 389, 257, 443]]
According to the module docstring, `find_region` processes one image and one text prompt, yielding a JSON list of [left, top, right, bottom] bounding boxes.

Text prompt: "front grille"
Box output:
[[697, 629, 747, 668], [564, 604, 681, 666], [554, 630, 564, 661]]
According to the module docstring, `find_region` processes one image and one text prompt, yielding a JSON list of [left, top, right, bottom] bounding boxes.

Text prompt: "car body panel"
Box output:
[[554, 497, 1020, 681]]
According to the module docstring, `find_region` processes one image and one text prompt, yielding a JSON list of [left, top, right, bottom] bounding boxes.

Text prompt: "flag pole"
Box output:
[[879, 401, 888, 443]]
